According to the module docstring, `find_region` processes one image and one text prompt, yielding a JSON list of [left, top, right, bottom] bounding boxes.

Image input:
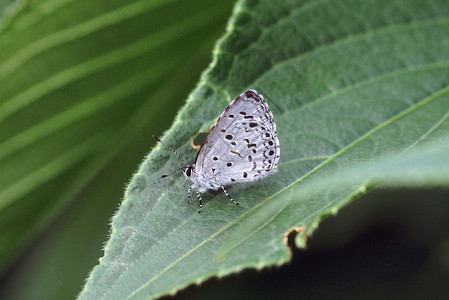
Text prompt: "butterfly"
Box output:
[[154, 89, 280, 213]]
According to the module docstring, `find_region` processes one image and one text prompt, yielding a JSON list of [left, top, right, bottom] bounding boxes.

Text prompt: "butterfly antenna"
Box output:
[[160, 166, 184, 178], [153, 135, 189, 164]]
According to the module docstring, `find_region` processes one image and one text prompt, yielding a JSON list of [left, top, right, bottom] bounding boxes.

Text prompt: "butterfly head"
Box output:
[[182, 164, 195, 178]]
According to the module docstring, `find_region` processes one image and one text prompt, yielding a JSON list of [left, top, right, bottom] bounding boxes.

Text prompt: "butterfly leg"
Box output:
[[221, 186, 239, 206], [187, 185, 192, 203], [196, 188, 203, 213]]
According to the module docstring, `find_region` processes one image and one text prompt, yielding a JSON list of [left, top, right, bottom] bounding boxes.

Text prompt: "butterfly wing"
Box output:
[[195, 90, 280, 186]]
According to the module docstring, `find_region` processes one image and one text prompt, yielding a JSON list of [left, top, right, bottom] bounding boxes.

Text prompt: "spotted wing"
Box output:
[[195, 90, 280, 186]]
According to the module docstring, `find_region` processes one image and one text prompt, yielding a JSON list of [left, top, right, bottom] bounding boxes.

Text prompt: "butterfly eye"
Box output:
[[186, 166, 192, 177]]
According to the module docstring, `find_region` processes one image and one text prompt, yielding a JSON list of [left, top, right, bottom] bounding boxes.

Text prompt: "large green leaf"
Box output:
[[0, 0, 235, 298], [79, 0, 449, 299]]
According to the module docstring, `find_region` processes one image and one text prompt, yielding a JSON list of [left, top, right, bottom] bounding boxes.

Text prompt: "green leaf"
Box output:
[[0, 0, 235, 298], [78, 0, 449, 298], [80, 0, 449, 298]]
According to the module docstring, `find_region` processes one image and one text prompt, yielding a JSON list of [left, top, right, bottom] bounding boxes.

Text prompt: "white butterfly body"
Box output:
[[156, 89, 280, 212]]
